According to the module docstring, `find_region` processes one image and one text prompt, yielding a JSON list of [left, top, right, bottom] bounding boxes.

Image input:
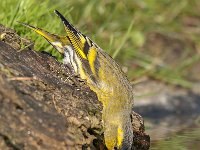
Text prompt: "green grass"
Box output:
[[1, 0, 200, 88]]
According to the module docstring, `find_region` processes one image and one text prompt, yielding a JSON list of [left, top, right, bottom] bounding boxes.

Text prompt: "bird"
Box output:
[[19, 10, 134, 150]]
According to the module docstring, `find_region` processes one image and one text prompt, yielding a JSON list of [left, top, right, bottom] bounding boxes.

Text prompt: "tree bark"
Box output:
[[0, 24, 150, 150]]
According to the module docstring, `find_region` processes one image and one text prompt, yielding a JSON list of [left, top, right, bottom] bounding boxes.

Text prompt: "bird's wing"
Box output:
[[54, 10, 100, 76], [54, 10, 97, 59]]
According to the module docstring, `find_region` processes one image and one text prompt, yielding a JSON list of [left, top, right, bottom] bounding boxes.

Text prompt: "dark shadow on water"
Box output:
[[134, 90, 200, 142], [135, 92, 200, 123]]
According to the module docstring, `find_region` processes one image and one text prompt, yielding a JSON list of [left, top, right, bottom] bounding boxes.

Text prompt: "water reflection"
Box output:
[[151, 125, 200, 150], [134, 80, 200, 150]]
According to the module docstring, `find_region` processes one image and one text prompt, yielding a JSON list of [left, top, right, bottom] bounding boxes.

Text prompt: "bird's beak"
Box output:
[[18, 21, 68, 55]]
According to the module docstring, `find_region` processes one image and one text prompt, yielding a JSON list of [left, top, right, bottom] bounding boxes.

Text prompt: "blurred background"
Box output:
[[1, 0, 200, 149]]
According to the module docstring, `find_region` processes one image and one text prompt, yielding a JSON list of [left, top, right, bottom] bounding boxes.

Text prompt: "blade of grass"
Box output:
[[112, 19, 134, 58]]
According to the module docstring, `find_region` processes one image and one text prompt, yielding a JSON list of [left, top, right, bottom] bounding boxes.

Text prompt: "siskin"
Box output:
[[19, 10, 134, 150]]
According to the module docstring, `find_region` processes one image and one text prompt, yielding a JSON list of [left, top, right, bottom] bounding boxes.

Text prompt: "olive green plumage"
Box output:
[[19, 10, 134, 150]]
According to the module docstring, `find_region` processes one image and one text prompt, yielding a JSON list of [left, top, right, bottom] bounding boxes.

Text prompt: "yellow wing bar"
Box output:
[[54, 10, 95, 60], [19, 11, 100, 78]]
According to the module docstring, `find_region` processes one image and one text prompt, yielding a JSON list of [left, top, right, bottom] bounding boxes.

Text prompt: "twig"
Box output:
[[8, 76, 37, 81]]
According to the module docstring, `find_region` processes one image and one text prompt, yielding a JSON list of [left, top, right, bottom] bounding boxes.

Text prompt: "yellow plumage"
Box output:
[[19, 10, 134, 150]]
